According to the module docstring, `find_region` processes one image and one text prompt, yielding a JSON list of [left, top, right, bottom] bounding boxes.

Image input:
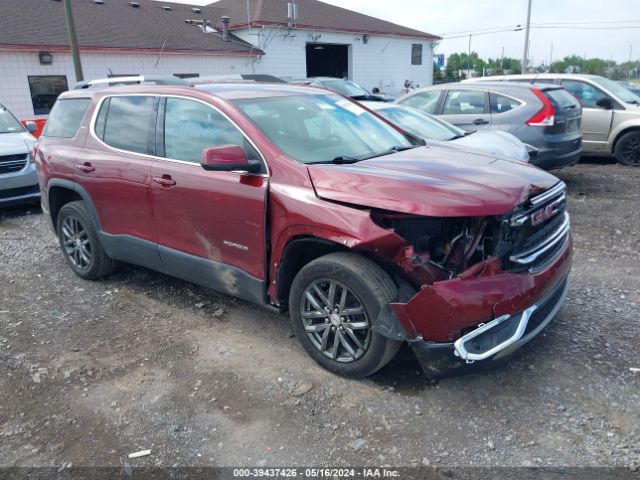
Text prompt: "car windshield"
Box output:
[[320, 79, 370, 98], [592, 76, 640, 104], [234, 93, 413, 164], [374, 106, 465, 141], [0, 106, 24, 134]]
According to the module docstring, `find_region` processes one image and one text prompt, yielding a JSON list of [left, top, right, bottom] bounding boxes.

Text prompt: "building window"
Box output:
[[411, 44, 423, 65], [28, 76, 68, 115], [174, 73, 200, 79]]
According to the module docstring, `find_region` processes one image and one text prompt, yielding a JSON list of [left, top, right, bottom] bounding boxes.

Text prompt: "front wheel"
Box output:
[[289, 252, 401, 378], [614, 130, 640, 166]]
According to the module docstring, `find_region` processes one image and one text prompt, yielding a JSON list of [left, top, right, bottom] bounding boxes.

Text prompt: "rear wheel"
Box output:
[[614, 130, 640, 166], [57, 201, 115, 280], [289, 252, 401, 378]]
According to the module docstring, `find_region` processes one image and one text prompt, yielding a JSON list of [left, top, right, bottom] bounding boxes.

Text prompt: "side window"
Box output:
[[399, 91, 441, 114], [163, 97, 258, 164], [442, 90, 486, 115], [490, 94, 522, 114], [42, 98, 90, 138], [99, 96, 157, 155], [411, 44, 423, 65], [560, 80, 608, 108]]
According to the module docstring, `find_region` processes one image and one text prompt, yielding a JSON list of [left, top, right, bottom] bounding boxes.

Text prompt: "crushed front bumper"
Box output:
[[410, 275, 569, 378]]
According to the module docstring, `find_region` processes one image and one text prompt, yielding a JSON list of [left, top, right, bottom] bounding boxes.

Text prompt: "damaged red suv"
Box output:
[[36, 80, 572, 378]]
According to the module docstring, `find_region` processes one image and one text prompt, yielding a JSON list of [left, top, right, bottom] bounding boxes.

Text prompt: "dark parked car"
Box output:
[[396, 82, 582, 170], [617, 81, 640, 97], [36, 80, 572, 378], [291, 77, 394, 102]]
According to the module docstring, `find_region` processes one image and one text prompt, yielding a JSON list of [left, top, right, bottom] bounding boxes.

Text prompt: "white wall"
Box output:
[[0, 30, 433, 120], [0, 50, 257, 119], [233, 27, 433, 95]]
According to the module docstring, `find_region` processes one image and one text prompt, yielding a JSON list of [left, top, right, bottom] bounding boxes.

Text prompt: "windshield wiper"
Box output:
[[364, 145, 415, 160], [307, 156, 362, 165]]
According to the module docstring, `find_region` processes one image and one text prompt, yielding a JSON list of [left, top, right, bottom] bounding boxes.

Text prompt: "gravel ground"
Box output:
[[0, 158, 639, 470]]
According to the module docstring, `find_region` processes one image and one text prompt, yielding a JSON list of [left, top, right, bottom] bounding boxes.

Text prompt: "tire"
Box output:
[[614, 130, 640, 167], [289, 252, 402, 378], [56, 201, 115, 280]]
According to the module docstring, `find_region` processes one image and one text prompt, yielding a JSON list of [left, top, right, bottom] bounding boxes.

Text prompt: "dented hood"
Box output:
[[307, 145, 559, 217]]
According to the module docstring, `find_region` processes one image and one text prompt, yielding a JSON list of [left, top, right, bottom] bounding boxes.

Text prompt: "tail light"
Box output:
[[526, 88, 555, 127]]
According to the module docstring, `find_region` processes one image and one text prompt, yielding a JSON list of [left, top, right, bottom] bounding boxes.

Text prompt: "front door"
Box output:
[[150, 96, 268, 303], [560, 79, 613, 152], [438, 89, 492, 131]]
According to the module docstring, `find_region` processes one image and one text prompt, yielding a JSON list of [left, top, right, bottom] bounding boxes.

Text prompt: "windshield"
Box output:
[[591, 76, 640, 104], [0, 106, 25, 134], [234, 94, 412, 164], [374, 106, 465, 141], [320, 79, 370, 98]]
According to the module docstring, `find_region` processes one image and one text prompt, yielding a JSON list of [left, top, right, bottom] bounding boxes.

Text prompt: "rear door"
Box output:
[[438, 89, 492, 131], [150, 96, 268, 303], [80, 94, 162, 270], [560, 79, 613, 151]]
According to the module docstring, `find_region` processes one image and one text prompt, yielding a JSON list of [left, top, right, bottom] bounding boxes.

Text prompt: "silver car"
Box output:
[[0, 103, 39, 207], [363, 101, 531, 162], [396, 82, 583, 170], [465, 74, 640, 166]]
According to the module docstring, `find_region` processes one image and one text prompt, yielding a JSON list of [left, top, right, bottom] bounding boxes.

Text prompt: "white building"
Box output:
[[0, 0, 438, 121]]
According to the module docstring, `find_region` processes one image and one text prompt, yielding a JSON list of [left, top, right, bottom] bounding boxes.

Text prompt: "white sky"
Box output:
[[159, 0, 639, 64]]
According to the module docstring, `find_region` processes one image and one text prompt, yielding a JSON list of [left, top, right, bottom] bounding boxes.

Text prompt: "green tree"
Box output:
[[433, 62, 445, 84]]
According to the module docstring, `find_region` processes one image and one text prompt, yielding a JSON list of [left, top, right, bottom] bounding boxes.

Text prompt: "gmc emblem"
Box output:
[[531, 201, 562, 226]]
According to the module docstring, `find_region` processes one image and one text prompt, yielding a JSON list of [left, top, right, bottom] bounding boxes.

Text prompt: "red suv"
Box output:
[[35, 80, 572, 378]]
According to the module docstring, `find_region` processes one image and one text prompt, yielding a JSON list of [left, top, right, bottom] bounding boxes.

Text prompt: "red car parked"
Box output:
[[36, 80, 572, 378]]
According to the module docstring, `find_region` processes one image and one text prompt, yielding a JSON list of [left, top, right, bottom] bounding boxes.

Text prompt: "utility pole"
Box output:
[[549, 42, 553, 71], [63, 0, 83, 82], [629, 45, 633, 80], [522, 0, 532, 74], [467, 34, 472, 79]]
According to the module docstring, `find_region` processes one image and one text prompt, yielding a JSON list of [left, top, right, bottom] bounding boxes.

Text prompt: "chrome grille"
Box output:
[[0, 153, 28, 174], [505, 182, 570, 272]]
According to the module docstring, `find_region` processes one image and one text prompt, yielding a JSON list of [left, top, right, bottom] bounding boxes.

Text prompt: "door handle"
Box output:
[[152, 175, 176, 187], [473, 119, 490, 125], [76, 162, 95, 173]]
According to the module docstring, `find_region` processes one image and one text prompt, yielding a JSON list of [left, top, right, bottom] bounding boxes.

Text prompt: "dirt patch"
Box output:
[[0, 159, 639, 469]]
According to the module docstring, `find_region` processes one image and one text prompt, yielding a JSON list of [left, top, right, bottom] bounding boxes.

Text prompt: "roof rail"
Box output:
[[73, 75, 192, 89]]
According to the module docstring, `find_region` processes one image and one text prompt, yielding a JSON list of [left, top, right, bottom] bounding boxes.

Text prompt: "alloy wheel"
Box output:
[[621, 136, 640, 165], [300, 279, 372, 363], [61, 215, 92, 270]]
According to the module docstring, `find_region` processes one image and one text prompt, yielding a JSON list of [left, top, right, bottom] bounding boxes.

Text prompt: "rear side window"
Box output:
[[399, 90, 440, 114], [42, 98, 90, 138], [490, 94, 522, 113], [96, 96, 158, 155], [545, 88, 580, 109], [442, 90, 486, 114]]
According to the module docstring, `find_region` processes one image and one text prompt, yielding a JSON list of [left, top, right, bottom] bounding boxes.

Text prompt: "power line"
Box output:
[[441, 19, 640, 37]]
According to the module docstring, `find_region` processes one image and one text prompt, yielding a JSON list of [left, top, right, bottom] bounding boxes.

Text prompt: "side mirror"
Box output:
[[25, 121, 38, 133], [596, 97, 613, 109], [201, 145, 261, 174]]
